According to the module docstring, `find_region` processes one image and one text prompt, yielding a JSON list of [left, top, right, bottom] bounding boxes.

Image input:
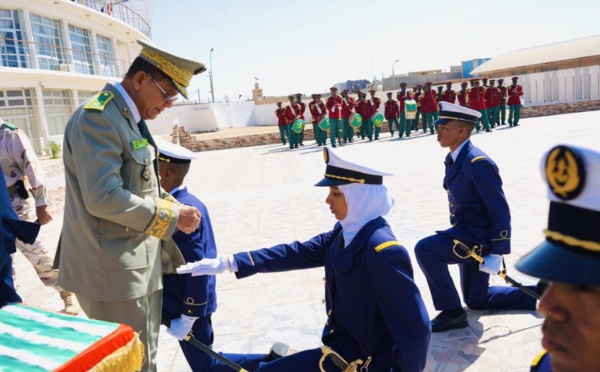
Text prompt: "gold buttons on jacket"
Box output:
[[125, 227, 130, 232]]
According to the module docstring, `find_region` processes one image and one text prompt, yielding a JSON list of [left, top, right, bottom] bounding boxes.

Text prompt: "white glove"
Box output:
[[479, 254, 502, 275], [177, 256, 235, 276], [167, 314, 198, 341]]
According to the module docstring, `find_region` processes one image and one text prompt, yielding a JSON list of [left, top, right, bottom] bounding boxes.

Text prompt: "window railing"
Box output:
[[70, 0, 152, 38], [0, 35, 132, 78]]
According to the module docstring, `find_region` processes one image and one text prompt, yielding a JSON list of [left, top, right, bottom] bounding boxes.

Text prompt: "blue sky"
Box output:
[[152, 0, 599, 102]]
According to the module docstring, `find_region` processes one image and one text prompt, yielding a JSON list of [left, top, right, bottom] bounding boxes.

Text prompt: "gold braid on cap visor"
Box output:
[[324, 173, 365, 184], [544, 229, 600, 252], [141, 49, 192, 88]]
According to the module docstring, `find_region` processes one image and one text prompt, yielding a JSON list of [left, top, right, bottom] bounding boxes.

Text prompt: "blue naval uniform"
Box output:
[[233, 217, 431, 372], [530, 351, 552, 372], [0, 164, 39, 307], [415, 140, 537, 311], [162, 186, 265, 372]]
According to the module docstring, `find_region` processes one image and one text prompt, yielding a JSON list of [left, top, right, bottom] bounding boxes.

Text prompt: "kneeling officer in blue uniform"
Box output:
[[155, 137, 282, 371], [517, 144, 600, 372], [179, 147, 431, 372], [415, 102, 541, 333]]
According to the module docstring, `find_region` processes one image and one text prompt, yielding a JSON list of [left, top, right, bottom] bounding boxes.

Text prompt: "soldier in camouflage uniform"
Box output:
[[0, 118, 80, 315]]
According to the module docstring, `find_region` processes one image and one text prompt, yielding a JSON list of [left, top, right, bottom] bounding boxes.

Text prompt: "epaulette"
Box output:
[[374, 241, 400, 253], [530, 350, 548, 371], [84, 91, 114, 111], [1, 122, 18, 130], [471, 156, 486, 163]]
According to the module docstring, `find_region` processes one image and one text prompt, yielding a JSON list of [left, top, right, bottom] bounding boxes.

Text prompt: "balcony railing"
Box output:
[[0, 35, 132, 78], [71, 0, 152, 38]]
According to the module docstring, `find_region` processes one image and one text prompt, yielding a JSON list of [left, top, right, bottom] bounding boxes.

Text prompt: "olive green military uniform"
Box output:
[[56, 84, 185, 372]]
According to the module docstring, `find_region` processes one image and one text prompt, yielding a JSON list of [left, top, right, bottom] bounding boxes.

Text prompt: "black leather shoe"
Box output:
[[264, 342, 289, 362], [431, 309, 468, 332]]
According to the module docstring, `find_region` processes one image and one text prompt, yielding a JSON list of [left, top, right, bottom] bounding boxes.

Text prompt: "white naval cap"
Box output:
[[315, 147, 393, 187], [516, 144, 600, 286], [434, 102, 482, 126], [153, 135, 197, 164]]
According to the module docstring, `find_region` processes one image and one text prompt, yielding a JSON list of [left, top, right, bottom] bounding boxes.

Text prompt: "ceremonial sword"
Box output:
[[162, 318, 249, 372], [452, 239, 541, 301]]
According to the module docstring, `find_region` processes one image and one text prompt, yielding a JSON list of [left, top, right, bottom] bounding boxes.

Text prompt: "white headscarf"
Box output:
[[338, 183, 395, 247]]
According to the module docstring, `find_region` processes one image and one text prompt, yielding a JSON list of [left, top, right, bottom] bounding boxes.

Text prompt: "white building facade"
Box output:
[[0, 0, 153, 154]]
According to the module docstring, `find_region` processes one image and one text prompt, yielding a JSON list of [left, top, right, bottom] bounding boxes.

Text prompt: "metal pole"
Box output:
[[209, 48, 215, 103]]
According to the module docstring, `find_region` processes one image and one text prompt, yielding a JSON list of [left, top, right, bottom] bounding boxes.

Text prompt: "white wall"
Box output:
[[147, 66, 600, 135]]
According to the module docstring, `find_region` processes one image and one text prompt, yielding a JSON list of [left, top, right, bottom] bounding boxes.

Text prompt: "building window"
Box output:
[[0, 89, 43, 153], [30, 14, 66, 71], [96, 34, 116, 77], [69, 25, 94, 75], [42, 89, 73, 136], [77, 90, 98, 104], [0, 9, 28, 68]]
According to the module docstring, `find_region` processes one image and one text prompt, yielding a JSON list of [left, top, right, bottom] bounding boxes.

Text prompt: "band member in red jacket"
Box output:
[[384, 92, 400, 137], [396, 82, 409, 138], [457, 82, 469, 107], [275, 102, 290, 146], [414, 85, 423, 132], [326, 87, 344, 147], [467, 80, 491, 132], [340, 89, 356, 143], [420, 82, 438, 134], [369, 90, 382, 140], [309, 94, 328, 146], [441, 82, 456, 104], [286, 95, 302, 149], [497, 79, 508, 125], [295, 93, 306, 146], [355, 93, 372, 140], [507, 76, 524, 127], [484, 80, 501, 128]]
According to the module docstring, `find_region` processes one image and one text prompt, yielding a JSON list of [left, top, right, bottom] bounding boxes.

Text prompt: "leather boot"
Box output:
[[60, 291, 81, 315]]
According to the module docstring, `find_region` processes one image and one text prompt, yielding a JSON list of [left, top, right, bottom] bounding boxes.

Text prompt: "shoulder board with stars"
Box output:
[[84, 91, 114, 111]]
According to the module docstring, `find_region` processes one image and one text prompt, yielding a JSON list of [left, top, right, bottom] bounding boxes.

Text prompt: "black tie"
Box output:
[[446, 154, 454, 168], [137, 119, 159, 177]]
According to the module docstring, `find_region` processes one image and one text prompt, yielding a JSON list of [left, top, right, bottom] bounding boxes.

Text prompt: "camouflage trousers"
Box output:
[[11, 195, 62, 292]]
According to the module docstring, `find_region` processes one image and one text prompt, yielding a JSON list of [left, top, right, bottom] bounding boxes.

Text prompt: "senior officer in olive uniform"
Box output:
[[518, 145, 600, 372], [156, 138, 271, 372], [179, 148, 431, 372], [56, 40, 203, 372], [415, 102, 538, 332]]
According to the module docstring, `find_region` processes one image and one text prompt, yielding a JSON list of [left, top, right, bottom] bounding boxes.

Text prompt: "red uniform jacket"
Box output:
[[284, 106, 297, 122], [467, 87, 487, 110], [327, 95, 343, 119], [414, 92, 422, 110], [457, 89, 468, 107], [507, 85, 523, 106], [341, 97, 355, 119], [396, 91, 407, 111], [309, 101, 327, 124], [441, 89, 456, 103], [370, 96, 381, 111], [498, 86, 507, 104], [355, 100, 373, 119], [296, 101, 306, 120], [275, 108, 288, 126], [420, 90, 438, 114], [384, 99, 399, 119], [485, 87, 501, 108]]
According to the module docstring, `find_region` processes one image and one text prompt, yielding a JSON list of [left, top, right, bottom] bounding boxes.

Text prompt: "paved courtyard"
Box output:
[[13, 110, 599, 371]]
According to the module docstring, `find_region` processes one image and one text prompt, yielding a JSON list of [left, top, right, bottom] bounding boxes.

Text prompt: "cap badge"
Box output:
[[323, 148, 329, 164], [545, 146, 585, 200]]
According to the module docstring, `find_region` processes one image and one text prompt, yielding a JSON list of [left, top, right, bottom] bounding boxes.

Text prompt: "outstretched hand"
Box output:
[[177, 257, 233, 276]]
